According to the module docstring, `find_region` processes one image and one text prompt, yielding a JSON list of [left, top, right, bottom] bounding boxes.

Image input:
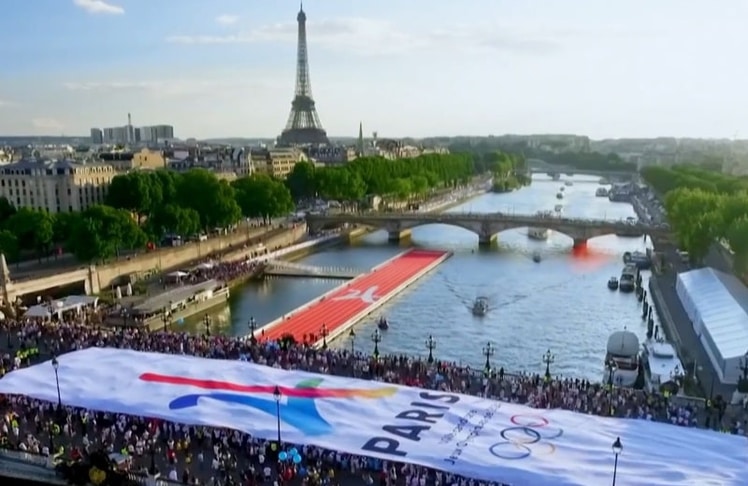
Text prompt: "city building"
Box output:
[[166, 146, 250, 180], [95, 114, 175, 145], [250, 147, 307, 178], [98, 148, 166, 171], [90, 128, 103, 145], [0, 159, 117, 213]]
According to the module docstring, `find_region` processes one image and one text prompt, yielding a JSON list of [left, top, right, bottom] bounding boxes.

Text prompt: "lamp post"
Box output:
[[739, 352, 748, 381], [542, 349, 555, 380], [203, 314, 211, 337], [482, 342, 494, 373], [348, 328, 356, 354], [612, 437, 622, 486], [161, 307, 170, 333], [51, 355, 62, 410], [607, 360, 618, 387], [425, 335, 436, 364], [320, 323, 329, 349], [371, 329, 381, 359], [273, 385, 282, 444], [248, 316, 257, 345]]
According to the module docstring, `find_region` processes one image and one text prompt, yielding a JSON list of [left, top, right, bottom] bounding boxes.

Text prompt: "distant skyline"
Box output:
[[1, 0, 747, 139]]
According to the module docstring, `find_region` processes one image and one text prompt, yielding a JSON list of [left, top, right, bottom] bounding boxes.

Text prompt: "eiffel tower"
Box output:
[[278, 2, 329, 147]]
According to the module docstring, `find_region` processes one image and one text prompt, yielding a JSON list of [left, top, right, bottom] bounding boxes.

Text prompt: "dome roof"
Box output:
[[607, 330, 640, 356]]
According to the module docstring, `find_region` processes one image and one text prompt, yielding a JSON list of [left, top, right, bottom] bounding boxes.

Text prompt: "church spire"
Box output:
[[357, 121, 364, 156]]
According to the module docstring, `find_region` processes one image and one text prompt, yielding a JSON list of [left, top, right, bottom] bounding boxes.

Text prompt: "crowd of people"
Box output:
[[0, 319, 745, 486]]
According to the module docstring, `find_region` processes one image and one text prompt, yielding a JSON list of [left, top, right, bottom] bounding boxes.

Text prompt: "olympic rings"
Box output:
[[489, 415, 563, 460]]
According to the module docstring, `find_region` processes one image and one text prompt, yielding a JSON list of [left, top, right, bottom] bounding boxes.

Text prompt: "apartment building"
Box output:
[[250, 147, 307, 178], [0, 159, 116, 213], [98, 148, 166, 171]]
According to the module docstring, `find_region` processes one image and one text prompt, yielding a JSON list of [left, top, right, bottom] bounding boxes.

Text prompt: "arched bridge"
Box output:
[[307, 212, 669, 247]]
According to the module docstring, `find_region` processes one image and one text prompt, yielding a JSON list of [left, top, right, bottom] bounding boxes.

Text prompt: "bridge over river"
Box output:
[[307, 212, 668, 247]]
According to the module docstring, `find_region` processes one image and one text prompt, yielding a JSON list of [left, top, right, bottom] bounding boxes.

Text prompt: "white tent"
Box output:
[[676, 267, 748, 384], [166, 271, 189, 278], [24, 304, 53, 319], [197, 262, 214, 270]]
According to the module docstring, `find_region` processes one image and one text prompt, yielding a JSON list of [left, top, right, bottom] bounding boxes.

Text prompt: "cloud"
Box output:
[[73, 0, 124, 15], [63, 78, 269, 98], [165, 17, 560, 56], [216, 14, 239, 25], [32, 118, 65, 131]]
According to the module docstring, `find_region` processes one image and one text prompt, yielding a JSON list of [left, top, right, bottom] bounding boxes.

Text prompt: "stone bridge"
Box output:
[[307, 212, 668, 247], [526, 159, 637, 178]]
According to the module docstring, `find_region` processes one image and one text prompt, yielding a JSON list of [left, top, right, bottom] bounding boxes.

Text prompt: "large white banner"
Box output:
[[0, 349, 744, 486]]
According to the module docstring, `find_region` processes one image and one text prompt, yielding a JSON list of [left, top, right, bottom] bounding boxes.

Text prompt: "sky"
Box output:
[[1, 0, 748, 140]]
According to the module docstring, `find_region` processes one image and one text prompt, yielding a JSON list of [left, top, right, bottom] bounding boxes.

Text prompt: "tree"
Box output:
[[67, 205, 146, 262], [6, 208, 54, 257], [285, 162, 318, 200], [0, 230, 19, 261], [148, 204, 201, 239], [0, 196, 16, 225], [53, 211, 79, 246], [233, 175, 294, 223], [175, 169, 242, 229], [106, 171, 162, 222]]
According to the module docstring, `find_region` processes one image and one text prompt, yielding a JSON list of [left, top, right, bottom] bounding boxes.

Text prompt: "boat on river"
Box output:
[[595, 187, 609, 197], [527, 228, 549, 240], [602, 330, 640, 388], [565, 181, 573, 187], [556, 192, 564, 200], [607, 277, 619, 290], [377, 316, 389, 330], [532, 252, 542, 263], [640, 337, 683, 394], [619, 264, 637, 292], [472, 297, 489, 316]]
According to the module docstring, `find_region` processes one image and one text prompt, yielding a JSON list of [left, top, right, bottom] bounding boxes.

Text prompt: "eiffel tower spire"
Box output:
[[278, 3, 329, 147]]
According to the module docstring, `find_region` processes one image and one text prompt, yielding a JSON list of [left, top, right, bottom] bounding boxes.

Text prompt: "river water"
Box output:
[[196, 175, 656, 382]]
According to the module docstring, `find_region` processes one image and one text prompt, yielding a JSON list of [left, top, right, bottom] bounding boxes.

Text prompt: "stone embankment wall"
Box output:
[[4, 224, 307, 302]]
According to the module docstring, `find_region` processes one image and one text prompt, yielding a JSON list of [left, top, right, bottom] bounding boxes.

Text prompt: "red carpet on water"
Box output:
[[261, 249, 448, 343]]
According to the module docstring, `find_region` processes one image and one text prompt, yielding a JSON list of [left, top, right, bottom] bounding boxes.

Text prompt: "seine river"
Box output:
[[197, 175, 655, 382]]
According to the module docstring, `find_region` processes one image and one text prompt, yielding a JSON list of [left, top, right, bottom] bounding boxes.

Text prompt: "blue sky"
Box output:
[[1, 0, 747, 139]]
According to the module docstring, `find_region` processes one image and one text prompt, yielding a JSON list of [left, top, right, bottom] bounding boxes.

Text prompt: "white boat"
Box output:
[[640, 338, 683, 393], [619, 264, 637, 292], [527, 227, 549, 240], [602, 330, 640, 388], [472, 296, 489, 316]]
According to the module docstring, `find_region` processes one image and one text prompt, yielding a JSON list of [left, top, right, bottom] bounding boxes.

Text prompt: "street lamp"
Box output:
[[542, 349, 555, 380], [739, 352, 748, 381], [161, 307, 170, 333], [51, 355, 62, 410], [320, 323, 329, 349], [482, 342, 494, 373], [248, 316, 257, 345], [371, 329, 381, 359], [203, 314, 211, 337], [607, 360, 618, 387], [272, 385, 282, 444], [425, 335, 436, 364], [612, 437, 622, 486], [348, 328, 356, 354]]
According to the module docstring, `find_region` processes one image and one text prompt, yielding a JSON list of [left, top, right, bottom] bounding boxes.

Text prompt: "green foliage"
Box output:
[[284, 154, 480, 202], [642, 166, 748, 268], [0, 167, 298, 263], [232, 174, 295, 222], [67, 205, 147, 262]]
